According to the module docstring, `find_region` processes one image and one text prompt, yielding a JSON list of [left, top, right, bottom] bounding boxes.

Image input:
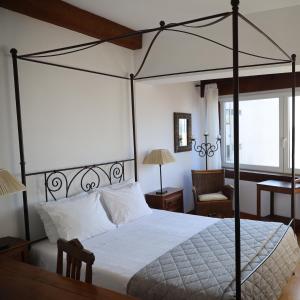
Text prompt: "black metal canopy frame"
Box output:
[[9, 1, 296, 299]]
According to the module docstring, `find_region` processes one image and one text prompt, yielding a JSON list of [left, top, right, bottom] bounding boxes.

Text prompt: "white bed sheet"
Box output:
[[30, 209, 218, 294]]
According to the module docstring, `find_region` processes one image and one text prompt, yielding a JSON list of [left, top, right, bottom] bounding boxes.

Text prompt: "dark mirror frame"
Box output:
[[174, 112, 192, 153]]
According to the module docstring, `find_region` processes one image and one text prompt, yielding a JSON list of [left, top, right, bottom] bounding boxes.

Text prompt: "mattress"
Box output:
[[31, 209, 299, 299], [30, 209, 218, 293]]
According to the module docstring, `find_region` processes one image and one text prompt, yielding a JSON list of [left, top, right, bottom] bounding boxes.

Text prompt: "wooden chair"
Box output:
[[56, 238, 95, 283], [192, 169, 234, 217]]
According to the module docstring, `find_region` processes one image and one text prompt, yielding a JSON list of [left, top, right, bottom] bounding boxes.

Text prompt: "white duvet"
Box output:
[[30, 209, 218, 294]]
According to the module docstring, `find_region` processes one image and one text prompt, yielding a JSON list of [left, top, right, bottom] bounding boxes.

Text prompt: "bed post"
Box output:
[[10, 48, 30, 241], [231, 1, 241, 299], [291, 54, 296, 223], [130, 73, 138, 181]]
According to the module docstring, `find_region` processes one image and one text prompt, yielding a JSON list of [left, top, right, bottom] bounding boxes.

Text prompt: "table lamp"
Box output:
[[143, 149, 175, 195], [0, 169, 26, 250]]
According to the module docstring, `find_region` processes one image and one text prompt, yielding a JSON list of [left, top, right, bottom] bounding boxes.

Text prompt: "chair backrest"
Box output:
[[56, 238, 95, 283], [192, 169, 225, 196]]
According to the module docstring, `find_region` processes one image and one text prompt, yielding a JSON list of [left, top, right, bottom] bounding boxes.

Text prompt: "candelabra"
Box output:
[[192, 133, 221, 170]]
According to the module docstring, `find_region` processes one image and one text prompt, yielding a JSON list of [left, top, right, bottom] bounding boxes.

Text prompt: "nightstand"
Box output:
[[0, 236, 30, 262], [145, 187, 184, 212]]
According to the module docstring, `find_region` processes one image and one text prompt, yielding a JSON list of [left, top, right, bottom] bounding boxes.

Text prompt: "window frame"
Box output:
[[220, 89, 298, 173], [284, 92, 300, 174]]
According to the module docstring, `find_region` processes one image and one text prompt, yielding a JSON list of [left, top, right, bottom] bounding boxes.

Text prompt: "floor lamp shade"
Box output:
[[143, 149, 175, 194], [0, 169, 26, 196]]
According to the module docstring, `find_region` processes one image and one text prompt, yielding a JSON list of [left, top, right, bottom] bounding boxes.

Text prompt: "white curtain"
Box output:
[[204, 83, 222, 169]]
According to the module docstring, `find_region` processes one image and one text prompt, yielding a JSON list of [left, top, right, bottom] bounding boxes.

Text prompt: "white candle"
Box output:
[[205, 97, 208, 133]]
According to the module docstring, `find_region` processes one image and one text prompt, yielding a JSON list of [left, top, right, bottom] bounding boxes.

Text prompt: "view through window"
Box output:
[[222, 91, 300, 172]]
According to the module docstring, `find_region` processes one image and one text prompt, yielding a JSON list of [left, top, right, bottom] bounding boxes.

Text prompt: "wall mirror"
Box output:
[[174, 112, 192, 152]]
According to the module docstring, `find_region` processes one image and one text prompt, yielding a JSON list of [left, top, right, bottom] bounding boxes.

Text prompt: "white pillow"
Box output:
[[92, 178, 135, 192], [38, 192, 115, 242], [35, 192, 87, 243], [91, 178, 135, 220], [101, 182, 152, 225]]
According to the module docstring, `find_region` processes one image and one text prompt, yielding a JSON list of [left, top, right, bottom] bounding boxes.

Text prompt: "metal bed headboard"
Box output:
[[25, 159, 134, 201]]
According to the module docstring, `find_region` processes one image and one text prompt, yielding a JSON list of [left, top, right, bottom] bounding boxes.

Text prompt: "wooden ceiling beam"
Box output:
[[0, 0, 142, 50]]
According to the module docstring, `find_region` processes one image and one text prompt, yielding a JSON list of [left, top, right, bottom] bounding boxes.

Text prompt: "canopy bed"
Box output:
[[9, 0, 298, 299]]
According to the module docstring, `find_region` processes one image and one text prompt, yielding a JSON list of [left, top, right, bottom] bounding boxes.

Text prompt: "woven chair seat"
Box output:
[[198, 192, 228, 202]]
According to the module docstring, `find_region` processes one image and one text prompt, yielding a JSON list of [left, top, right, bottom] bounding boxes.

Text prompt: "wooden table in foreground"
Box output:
[[0, 257, 137, 300], [256, 180, 300, 218]]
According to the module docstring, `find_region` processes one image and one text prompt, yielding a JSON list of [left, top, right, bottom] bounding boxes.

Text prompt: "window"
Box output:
[[221, 90, 299, 173]]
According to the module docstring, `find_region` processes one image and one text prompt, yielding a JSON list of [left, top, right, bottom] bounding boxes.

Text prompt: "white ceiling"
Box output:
[[64, 0, 300, 30]]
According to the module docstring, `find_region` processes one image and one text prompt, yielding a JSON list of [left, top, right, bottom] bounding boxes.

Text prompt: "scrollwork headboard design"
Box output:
[[26, 159, 134, 201]]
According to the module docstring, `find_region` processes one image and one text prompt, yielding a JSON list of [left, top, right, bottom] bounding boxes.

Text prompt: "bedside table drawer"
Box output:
[[145, 187, 184, 213], [0, 237, 30, 263], [165, 196, 181, 211]]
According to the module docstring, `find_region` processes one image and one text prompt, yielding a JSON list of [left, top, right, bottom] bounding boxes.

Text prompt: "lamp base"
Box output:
[[156, 190, 168, 195]]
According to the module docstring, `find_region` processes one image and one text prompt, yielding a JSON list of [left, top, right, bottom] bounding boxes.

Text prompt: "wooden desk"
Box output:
[[0, 257, 137, 300], [256, 180, 300, 218]]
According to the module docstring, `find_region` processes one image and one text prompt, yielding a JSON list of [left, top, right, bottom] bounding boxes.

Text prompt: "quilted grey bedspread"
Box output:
[[127, 219, 300, 300]]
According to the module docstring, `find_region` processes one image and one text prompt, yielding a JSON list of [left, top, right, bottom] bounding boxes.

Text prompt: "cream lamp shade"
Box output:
[[143, 149, 175, 195], [143, 149, 175, 165], [0, 169, 26, 196]]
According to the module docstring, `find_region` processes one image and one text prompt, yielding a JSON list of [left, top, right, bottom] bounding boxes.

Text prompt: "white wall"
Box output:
[[135, 82, 202, 212], [0, 8, 134, 238], [0, 8, 203, 239]]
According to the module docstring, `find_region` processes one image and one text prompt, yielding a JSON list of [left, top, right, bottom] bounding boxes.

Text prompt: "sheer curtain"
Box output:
[[204, 83, 222, 169]]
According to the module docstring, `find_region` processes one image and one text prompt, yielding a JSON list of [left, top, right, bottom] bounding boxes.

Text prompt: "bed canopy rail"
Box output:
[[134, 61, 291, 81], [17, 12, 232, 59], [15, 13, 292, 82], [238, 13, 291, 61], [18, 56, 131, 80], [9, 1, 296, 299]]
